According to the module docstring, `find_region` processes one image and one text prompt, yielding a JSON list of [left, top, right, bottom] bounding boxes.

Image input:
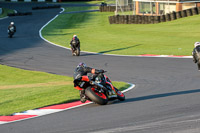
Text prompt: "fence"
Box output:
[[108, 7, 200, 24]]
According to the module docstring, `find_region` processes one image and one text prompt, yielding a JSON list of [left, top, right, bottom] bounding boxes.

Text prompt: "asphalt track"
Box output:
[[0, 3, 200, 133]]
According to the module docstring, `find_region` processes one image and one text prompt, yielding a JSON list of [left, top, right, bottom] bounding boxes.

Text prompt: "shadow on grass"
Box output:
[[99, 44, 142, 54], [80, 44, 142, 56], [112, 88, 200, 104], [44, 33, 70, 36]]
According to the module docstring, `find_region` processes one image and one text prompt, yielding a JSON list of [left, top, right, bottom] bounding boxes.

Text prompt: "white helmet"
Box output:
[[11, 22, 14, 25], [73, 35, 77, 38], [194, 42, 200, 47]]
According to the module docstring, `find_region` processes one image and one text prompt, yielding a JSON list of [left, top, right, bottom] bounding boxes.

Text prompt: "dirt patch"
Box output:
[[0, 81, 73, 89]]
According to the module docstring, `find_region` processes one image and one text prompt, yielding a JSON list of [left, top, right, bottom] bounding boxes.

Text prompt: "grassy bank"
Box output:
[[0, 65, 130, 116], [0, 8, 14, 18], [42, 6, 199, 56]]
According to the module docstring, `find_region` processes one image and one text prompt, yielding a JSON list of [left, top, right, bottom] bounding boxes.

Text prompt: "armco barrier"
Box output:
[[32, 5, 61, 10], [7, 12, 32, 17], [108, 7, 200, 24]]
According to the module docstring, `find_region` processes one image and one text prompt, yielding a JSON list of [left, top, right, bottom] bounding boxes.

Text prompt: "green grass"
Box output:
[[42, 6, 200, 56], [60, 1, 103, 4], [0, 8, 14, 18], [0, 65, 130, 116]]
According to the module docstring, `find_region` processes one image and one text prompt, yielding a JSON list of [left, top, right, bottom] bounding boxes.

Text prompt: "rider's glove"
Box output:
[[98, 69, 104, 73]]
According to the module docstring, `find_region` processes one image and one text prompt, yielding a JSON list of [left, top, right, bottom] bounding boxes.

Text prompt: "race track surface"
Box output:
[[0, 3, 200, 133]]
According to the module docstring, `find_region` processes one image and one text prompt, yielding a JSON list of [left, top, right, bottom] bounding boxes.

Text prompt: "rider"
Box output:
[[192, 42, 200, 70], [73, 62, 104, 103], [73, 62, 104, 81], [8, 22, 16, 33], [70, 35, 80, 52]]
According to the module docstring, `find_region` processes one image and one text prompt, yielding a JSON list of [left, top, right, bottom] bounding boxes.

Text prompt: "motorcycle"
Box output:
[[73, 71, 125, 105], [8, 26, 15, 38]]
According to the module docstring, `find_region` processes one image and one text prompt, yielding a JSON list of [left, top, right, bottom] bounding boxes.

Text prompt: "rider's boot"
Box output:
[[79, 90, 87, 103]]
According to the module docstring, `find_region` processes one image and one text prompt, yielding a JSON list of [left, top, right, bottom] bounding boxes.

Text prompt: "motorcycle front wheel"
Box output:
[[76, 47, 80, 56], [85, 86, 108, 105], [9, 34, 13, 38], [114, 88, 125, 101]]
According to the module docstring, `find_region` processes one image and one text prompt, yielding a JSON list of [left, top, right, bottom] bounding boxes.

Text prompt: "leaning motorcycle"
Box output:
[[73, 72, 125, 105], [8, 26, 15, 38]]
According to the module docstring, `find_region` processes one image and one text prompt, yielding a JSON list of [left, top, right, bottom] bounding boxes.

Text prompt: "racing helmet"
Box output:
[[77, 62, 86, 68], [194, 42, 200, 47], [10, 22, 14, 25], [73, 35, 77, 38]]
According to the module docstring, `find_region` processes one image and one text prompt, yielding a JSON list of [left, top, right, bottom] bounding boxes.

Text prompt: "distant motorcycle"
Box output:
[[8, 26, 15, 38], [73, 71, 125, 105]]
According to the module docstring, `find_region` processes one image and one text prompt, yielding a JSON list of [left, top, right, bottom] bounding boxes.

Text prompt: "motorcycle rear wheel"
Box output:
[[85, 86, 108, 105], [197, 59, 200, 70]]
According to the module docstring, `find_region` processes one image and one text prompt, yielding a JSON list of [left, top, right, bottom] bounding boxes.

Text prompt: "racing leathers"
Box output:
[[8, 24, 16, 33]]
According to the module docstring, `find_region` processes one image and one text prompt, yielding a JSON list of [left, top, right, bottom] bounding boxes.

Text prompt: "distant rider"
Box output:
[[73, 62, 104, 103], [8, 22, 16, 34], [192, 42, 200, 70], [70, 35, 80, 52]]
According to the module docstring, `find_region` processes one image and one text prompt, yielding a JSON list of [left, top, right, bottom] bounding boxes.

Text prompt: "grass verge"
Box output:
[[0, 8, 14, 18], [42, 6, 200, 56], [0, 65, 130, 116]]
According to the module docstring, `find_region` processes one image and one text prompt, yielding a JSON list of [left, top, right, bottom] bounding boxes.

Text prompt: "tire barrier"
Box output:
[[99, 5, 115, 12], [197, 7, 200, 14], [100, 5, 134, 12], [160, 15, 166, 22], [192, 8, 198, 15], [186, 8, 192, 16], [32, 5, 61, 10], [176, 11, 182, 19], [108, 7, 200, 24], [181, 10, 187, 17], [7, 12, 32, 17], [165, 13, 171, 22], [170, 11, 176, 20]]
